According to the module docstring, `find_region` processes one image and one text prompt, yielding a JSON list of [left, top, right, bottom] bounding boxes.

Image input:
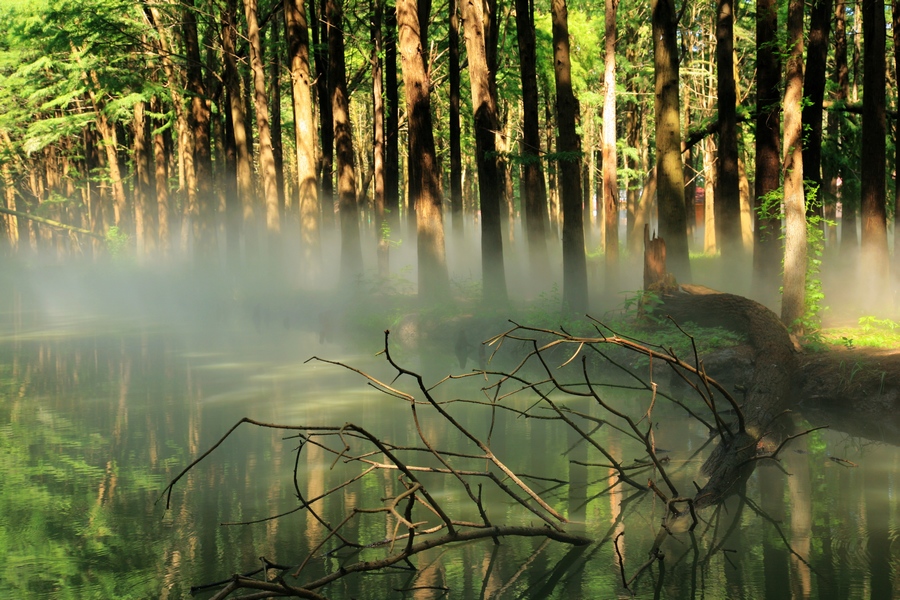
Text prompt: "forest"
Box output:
[[0, 0, 896, 324], [4, 0, 900, 596]]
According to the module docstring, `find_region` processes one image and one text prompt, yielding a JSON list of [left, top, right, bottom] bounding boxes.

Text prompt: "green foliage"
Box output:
[[823, 316, 900, 350], [104, 225, 129, 257]]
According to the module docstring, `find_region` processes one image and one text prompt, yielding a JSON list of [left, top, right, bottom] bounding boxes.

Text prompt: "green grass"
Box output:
[[820, 316, 900, 350]]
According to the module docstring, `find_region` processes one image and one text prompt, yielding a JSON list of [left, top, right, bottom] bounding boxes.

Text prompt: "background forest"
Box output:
[[0, 0, 897, 327]]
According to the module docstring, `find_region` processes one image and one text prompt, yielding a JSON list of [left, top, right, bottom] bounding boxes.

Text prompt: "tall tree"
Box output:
[[781, 0, 807, 330], [652, 0, 691, 281], [801, 0, 833, 217], [372, 0, 388, 275], [715, 0, 741, 259], [327, 0, 363, 281], [449, 0, 463, 236], [551, 0, 588, 313], [284, 0, 321, 274], [397, 0, 451, 302], [602, 0, 619, 278], [860, 0, 888, 305], [384, 6, 401, 233], [753, 0, 781, 300], [460, 0, 507, 304], [244, 0, 281, 255], [312, 0, 334, 228], [514, 0, 549, 275]]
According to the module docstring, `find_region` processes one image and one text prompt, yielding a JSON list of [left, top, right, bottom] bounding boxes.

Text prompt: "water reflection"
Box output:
[[2, 303, 900, 598]]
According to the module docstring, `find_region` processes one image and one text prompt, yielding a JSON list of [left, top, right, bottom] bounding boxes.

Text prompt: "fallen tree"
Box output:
[[161, 306, 823, 597]]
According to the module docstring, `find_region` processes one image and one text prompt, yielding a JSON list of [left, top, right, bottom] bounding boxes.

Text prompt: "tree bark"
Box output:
[[602, 0, 619, 279], [397, 0, 451, 302], [384, 6, 401, 233], [312, 0, 334, 229], [801, 0, 833, 218], [183, 0, 215, 260], [133, 100, 154, 259], [652, 0, 691, 281], [244, 0, 281, 257], [781, 0, 807, 331], [327, 0, 364, 282], [371, 0, 388, 276], [715, 0, 741, 260], [860, 0, 889, 308], [514, 0, 549, 275], [285, 0, 321, 276], [449, 0, 463, 237], [753, 0, 781, 302], [460, 0, 508, 304], [551, 0, 588, 314]]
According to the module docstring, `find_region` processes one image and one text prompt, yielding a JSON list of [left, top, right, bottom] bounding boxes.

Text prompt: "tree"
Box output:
[[602, 0, 620, 279], [448, 0, 463, 237], [514, 0, 549, 276], [801, 0, 833, 217], [715, 0, 741, 260], [285, 0, 321, 277], [551, 0, 588, 314], [652, 0, 691, 281], [460, 0, 507, 304], [326, 0, 363, 282], [397, 0, 451, 302], [860, 0, 888, 307], [753, 0, 781, 301], [781, 0, 806, 330]]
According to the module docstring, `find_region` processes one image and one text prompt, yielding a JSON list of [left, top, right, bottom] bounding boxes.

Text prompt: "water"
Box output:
[[1, 270, 898, 599]]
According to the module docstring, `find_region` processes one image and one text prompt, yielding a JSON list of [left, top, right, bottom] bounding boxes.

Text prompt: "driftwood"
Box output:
[[0, 205, 103, 239]]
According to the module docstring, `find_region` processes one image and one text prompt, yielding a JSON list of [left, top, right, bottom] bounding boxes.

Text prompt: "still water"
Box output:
[[1, 271, 898, 599]]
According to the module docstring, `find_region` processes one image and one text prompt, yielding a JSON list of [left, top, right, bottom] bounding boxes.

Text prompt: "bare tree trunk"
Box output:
[[781, 0, 807, 331], [460, 0, 508, 303], [860, 0, 889, 307], [602, 0, 620, 279], [514, 0, 549, 275], [753, 0, 781, 300], [384, 6, 401, 233], [312, 0, 334, 229], [397, 0, 451, 302], [327, 0, 363, 282], [133, 100, 154, 259], [715, 0, 741, 260], [449, 0, 463, 237], [801, 0, 833, 219], [551, 0, 588, 313], [244, 0, 281, 258], [652, 0, 691, 281], [285, 0, 321, 276]]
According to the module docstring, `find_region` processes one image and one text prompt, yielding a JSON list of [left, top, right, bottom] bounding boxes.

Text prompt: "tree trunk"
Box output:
[[285, 0, 321, 276], [551, 0, 588, 313], [133, 100, 154, 259], [753, 0, 781, 301], [602, 0, 620, 281], [370, 0, 388, 276], [449, 0, 463, 237], [244, 0, 281, 258], [183, 0, 215, 260], [704, 136, 717, 254], [327, 0, 364, 282], [860, 0, 889, 309], [715, 0, 741, 260], [397, 0, 451, 302], [801, 0, 833, 219], [652, 0, 691, 281], [514, 0, 549, 276], [312, 0, 334, 229], [781, 0, 807, 331], [460, 0, 508, 304], [270, 21, 286, 221], [384, 6, 401, 233], [894, 0, 900, 256]]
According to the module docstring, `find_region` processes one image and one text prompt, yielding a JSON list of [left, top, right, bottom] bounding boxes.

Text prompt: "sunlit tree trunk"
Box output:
[[371, 0, 388, 275], [449, 0, 463, 237], [893, 0, 900, 256], [327, 0, 363, 281], [397, 0, 451, 301], [833, 0, 858, 253], [552, 0, 588, 313], [285, 0, 321, 275], [781, 0, 807, 330], [860, 0, 888, 307], [384, 6, 400, 233], [652, 0, 691, 281], [133, 100, 154, 259], [183, 0, 215, 260], [753, 0, 781, 301], [602, 0, 619, 280], [514, 0, 549, 275], [244, 0, 281, 257], [715, 0, 741, 261], [460, 0, 507, 303]]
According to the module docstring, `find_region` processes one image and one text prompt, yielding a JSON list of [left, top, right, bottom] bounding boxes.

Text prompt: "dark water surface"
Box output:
[[1, 271, 898, 599]]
